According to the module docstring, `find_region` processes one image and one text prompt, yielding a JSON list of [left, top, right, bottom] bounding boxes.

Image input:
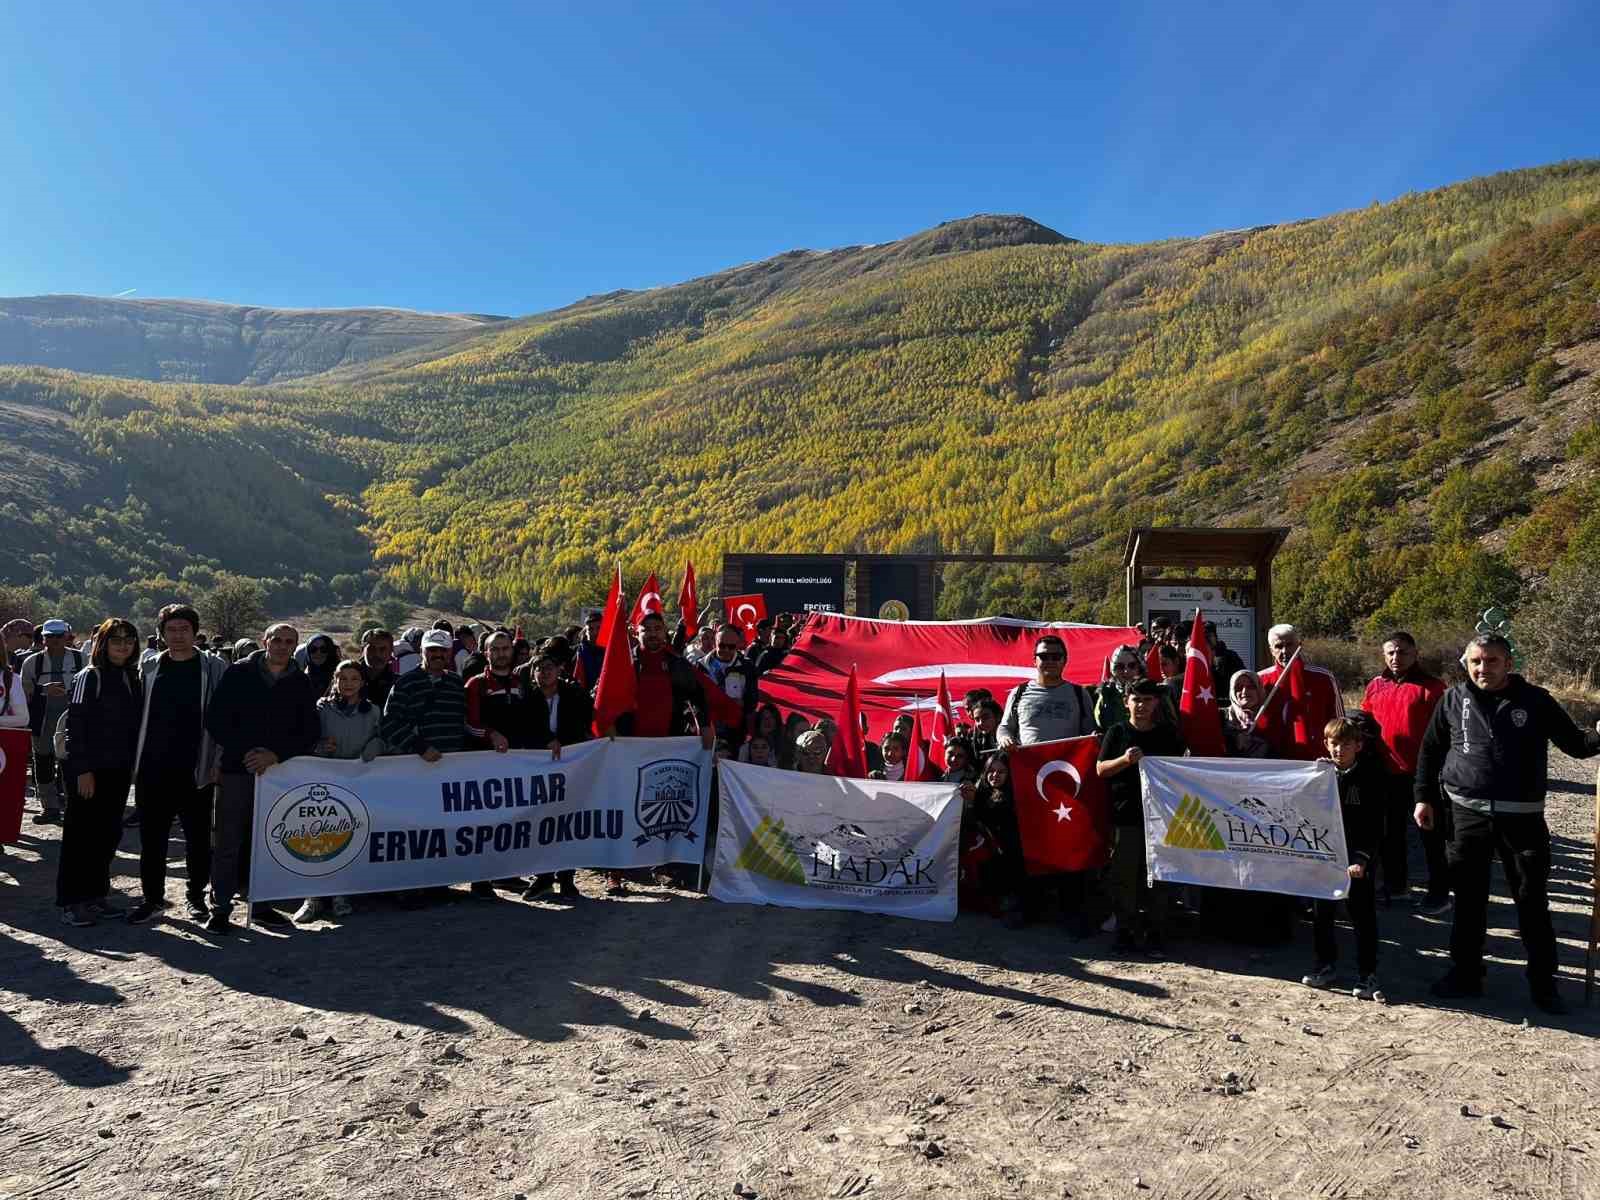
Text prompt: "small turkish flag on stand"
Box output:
[[628, 572, 665, 627], [824, 665, 869, 779], [0, 727, 29, 844], [723, 593, 767, 643], [1178, 610, 1226, 756], [591, 588, 637, 737], [678, 561, 699, 639], [927, 670, 956, 772], [595, 566, 622, 650], [1008, 735, 1112, 874]]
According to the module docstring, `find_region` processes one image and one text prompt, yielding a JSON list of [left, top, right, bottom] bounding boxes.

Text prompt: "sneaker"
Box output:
[[292, 899, 325, 924], [1414, 894, 1452, 917], [60, 904, 95, 927], [1429, 970, 1484, 1000], [1301, 963, 1338, 989], [127, 900, 162, 925], [1354, 973, 1386, 1002], [252, 905, 290, 927], [206, 911, 233, 935], [1530, 988, 1567, 1016], [521, 876, 553, 902], [89, 897, 128, 919], [186, 897, 210, 921]]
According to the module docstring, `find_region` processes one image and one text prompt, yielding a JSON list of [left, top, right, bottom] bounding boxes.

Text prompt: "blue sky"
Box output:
[[2, 2, 1596, 316]]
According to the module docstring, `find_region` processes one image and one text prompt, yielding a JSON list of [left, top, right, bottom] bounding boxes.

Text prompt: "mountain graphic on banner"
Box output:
[[1164, 794, 1227, 851], [735, 816, 807, 885]]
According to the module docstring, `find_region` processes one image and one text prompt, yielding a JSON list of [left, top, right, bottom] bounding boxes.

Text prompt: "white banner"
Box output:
[[249, 738, 711, 901], [1140, 756, 1351, 900], [710, 760, 961, 922]]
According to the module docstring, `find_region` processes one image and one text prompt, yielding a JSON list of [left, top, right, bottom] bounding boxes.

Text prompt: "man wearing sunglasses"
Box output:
[[997, 634, 1096, 752]]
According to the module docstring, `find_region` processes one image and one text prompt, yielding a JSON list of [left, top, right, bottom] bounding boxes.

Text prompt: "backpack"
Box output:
[[53, 667, 96, 761], [27, 648, 84, 736]]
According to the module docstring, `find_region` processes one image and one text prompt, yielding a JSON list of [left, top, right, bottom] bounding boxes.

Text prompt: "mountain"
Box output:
[[2, 163, 1598, 652], [0, 296, 505, 385]]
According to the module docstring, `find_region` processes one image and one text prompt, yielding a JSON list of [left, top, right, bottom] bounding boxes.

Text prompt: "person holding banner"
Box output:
[[1415, 633, 1600, 1014], [1303, 718, 1386, 998], [57, 619, 143, 927], [1097, 679, 1186, 955], [203, 622, 322, 933], [519, 648, 594, 901]]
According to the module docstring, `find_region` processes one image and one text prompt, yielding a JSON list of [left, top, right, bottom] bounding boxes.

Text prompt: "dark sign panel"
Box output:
[[741, 558, 845, 616], [866, 561, 921, 620]]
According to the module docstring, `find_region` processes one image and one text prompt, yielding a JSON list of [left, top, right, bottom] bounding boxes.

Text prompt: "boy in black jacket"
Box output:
[[1303, 717, 1385, 1000]]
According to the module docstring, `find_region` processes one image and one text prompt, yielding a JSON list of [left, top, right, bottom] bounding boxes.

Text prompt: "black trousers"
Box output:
[[1447, 804, 1556, 989], [56, 768, 131, 906], [1313, 870, 1378, 975], [1380, 772, 1449, 895], [137, 767, 214, 906]]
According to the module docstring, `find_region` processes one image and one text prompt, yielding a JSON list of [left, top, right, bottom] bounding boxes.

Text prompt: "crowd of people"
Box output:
[[5, 601, 1597, 1014]]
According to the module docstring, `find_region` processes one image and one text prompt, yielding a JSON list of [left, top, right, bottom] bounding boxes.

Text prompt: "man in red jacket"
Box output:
[[1258, 623, 1344, 761], [1362, 631, 1448, 913]]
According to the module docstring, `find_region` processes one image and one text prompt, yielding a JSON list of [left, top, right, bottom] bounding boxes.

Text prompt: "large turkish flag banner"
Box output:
[[758, 614, 1138, 743], [0, 727, 29, 844]]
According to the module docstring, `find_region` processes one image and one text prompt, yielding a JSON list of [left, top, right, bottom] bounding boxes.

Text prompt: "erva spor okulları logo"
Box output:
[[265, 782, 370, 877]]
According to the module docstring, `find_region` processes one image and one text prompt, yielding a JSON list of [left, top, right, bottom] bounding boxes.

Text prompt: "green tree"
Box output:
[[201, 575, 267, 642]]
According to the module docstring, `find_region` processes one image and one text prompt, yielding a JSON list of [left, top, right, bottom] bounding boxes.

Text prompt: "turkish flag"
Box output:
[[1008, 735, 1112, 874], [905, 708, 935, 782], [591, 587, 637, 736], [678, 561, 699, 639], [0, 727, 29, 844], [927, 669, 956, 772], [595, 566, 622, 650], [723, 593, 768, 643], [629, 572, 665, 627], [1145, 641, 1163, 684], [758, 614, 1139, 745], [1283, 654, 1319, 757], [824, 665, 869, 779], [1178, 610, 1226, 756]]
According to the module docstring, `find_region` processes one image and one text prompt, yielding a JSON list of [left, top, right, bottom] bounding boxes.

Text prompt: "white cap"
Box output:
[[421, 630, 452, 651], [42, 619, 70, 635]]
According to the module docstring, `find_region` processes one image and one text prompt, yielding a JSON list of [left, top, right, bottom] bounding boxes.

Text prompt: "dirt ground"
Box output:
[[3, 755, 1599, 1200]]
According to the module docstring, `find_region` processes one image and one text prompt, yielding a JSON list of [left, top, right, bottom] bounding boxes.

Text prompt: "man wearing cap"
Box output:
[[21, 619, 86, 823], [203, 622, 322, 933], [381, 629, 469, 763]]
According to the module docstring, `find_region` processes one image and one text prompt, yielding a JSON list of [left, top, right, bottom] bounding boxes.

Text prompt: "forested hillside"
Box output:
[[0, 296, 502, 384], [2, 162, 1597, 665]]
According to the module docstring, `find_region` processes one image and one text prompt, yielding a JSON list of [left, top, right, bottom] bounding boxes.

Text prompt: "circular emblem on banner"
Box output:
[[878, 599, 910, 621], [265, 782, 369, 877]]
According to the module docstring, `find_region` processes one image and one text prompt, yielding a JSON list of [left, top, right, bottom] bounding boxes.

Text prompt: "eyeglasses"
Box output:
[[1035, 652, 1064, 661]]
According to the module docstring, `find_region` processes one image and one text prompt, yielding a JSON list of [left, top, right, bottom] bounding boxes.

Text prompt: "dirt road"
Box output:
[[3, 755, 1598, 1199]]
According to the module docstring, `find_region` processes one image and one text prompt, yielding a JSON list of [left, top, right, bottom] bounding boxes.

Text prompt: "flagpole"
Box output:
[[1250, 645, 1301, 730]]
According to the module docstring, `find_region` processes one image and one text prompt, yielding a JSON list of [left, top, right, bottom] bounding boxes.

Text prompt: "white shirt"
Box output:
[[546, 690, 560, 736]]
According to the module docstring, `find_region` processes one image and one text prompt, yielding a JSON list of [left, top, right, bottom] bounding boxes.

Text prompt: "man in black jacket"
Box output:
[[202, 623, 321, 934], [519, 648, 594, 901], [1415, 633, 1600, 1013]]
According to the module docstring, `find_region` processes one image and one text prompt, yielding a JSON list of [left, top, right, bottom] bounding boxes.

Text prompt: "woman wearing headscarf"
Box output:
[[1222, 669, 1272, 758]]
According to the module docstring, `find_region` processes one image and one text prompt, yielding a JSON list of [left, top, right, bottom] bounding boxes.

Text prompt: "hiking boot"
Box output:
[[60, 904, 95, 928], [1430, 970, 1484, 1000], [1354, 973, 1386, 1002], [1530, 987, 1567, 1016], [1301, 963, 1337, 989], [127, 899, 162, 925]]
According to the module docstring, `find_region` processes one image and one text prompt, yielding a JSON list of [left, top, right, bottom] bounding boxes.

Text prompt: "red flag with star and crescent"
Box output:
[[628, 571, 665, 627], [927, 669, 956, 773], [1007, 735, 1112, 874], [678, 561, 699, 639], [1178, 609, 1227, 756], [723, 593, 768, 643]]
